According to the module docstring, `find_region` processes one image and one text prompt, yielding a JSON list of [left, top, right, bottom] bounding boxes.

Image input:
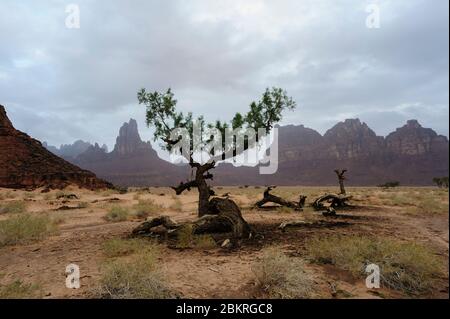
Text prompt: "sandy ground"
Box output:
[[0, 186, 448, 299]]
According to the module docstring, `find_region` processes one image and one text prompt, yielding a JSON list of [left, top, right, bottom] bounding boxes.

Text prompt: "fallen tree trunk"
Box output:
[[312, 194, 352, 211], [255, 186, 305, 211], [132, 197, 253, 241]]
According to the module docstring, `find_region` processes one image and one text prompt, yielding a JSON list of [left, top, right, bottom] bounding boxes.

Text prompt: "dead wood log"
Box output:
[[255, 186, 305, 211], [132, 197, 253, 240], [312, 194, 352, 211]]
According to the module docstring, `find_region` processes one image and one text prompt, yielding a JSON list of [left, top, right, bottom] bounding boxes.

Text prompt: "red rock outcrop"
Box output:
[[0, 105, 113, 190]]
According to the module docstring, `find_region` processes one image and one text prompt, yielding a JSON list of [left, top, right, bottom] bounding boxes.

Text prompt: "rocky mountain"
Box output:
[[57, 117, 448, 187], [0, 105, 113, 190], [43, 140, 108, 161], [70, 119, 184, 186]]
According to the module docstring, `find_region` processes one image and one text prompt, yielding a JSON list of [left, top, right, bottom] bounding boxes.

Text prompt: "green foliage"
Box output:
[[137, 87, 296, 162]]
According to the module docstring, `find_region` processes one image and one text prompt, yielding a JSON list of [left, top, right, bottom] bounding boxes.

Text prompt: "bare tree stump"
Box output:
[[255, 186, 305, 211]]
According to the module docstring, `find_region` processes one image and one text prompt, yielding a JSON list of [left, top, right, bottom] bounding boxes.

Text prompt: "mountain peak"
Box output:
[[113, 119, 151, 156], [0, 105, 14, 131], [0, 104, 112, 190], [405, 119, 421, 129]]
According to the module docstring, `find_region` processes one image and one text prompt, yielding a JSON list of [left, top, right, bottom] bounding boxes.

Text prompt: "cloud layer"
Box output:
[[1, 0, 448, 149]]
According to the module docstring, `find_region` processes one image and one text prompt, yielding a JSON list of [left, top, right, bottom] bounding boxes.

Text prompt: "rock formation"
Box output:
[[56, 117, 448, 187], [0, 105, 113, 190], [69, 119, 185, 186]]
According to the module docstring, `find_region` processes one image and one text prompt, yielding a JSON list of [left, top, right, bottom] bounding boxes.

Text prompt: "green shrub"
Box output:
[[0, 214, 57, 247]]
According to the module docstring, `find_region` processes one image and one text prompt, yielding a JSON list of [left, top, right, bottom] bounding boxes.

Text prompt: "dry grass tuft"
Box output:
[[96, 247, 172, 299], [0, 200, 27, 214], [194, 235, 217, 249], [306, 235, 444, 295], [133, 199, 162, 219], [0, 280, 42, 299], [252, 248, 315, 299], [104, 206, 129, 222]]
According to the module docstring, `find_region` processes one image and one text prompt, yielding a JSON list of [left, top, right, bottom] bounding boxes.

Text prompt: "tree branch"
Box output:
[[171, 180, 198, 195]]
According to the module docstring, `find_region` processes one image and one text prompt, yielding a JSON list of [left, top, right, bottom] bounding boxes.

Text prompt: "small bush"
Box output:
[[252, 248, 314, 299], [194, 235, 216, 249], [97, 250, 172, 299], [175, 224, 193, 249], [0, 280, 42, 299], [0, 214, 57, 247], [306, 235, 444, 295], [133, 199, 161, 219], [0, 201, 27, 214], [104, 206, 129, 222], [102, 238, 155, 258]]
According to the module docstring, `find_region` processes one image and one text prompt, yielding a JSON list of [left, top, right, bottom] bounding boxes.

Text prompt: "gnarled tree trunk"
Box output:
[[172, 161, 216, 217], [132, 197, 253, 241]]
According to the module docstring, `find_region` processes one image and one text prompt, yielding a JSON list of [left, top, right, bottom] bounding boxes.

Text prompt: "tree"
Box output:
[[334, 169, 347, 195], [138, 87, 296, 216], [433, 177, 449, 189]]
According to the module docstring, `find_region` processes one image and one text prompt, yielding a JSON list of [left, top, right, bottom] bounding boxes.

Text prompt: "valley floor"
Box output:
[[0, 186, 448, 299]]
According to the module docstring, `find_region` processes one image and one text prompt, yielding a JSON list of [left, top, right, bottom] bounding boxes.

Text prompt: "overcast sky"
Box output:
[[1, 0, 448, 150]]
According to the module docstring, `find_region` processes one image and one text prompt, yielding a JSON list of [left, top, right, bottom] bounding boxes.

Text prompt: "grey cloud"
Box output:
[[0, 0, 448, 150]]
